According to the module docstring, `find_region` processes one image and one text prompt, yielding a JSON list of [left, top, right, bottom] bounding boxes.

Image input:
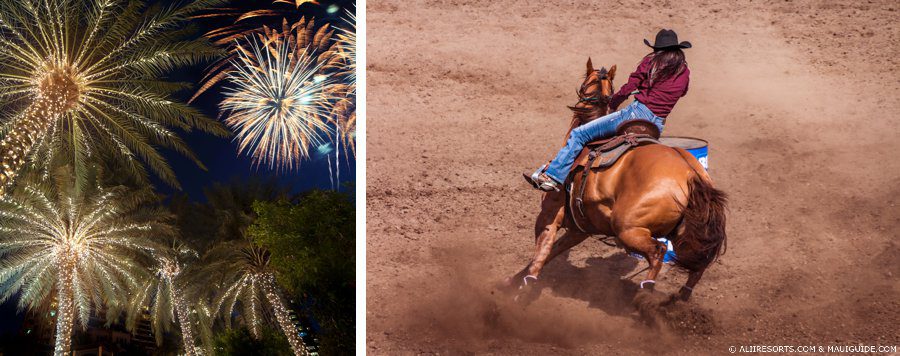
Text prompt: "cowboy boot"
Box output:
[[522, 170, 561, 192]]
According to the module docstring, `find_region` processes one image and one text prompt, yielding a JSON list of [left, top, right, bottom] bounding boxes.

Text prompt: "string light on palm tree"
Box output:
[[0, 0, 228, 194], [0, 172, 165, 355], [203, 241, 309, 356], [128, 240, 203, 355]]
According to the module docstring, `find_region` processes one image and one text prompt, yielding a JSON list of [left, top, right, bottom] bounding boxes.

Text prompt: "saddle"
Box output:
[[573, 119, 661, 171], [566, 119, 660, 233]]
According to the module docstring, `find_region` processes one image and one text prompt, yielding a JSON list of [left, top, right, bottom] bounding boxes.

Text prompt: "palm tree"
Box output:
[[0, 0, 229, 194], [201, 240, 309, 355], [0, 168, 170, 355], [127, 239, 203, 355]]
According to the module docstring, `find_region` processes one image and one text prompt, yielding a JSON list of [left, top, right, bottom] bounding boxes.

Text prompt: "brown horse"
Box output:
[[507, 58, 727, 303]]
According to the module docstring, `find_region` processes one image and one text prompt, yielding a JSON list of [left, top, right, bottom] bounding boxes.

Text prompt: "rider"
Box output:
[[527, 29, 692, 191]]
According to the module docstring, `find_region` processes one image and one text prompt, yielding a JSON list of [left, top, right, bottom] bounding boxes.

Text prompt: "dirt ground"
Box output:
[[366, 0, 900, 354]]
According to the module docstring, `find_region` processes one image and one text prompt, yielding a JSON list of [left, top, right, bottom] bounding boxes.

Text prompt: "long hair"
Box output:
[[648, 48, 686, 85]]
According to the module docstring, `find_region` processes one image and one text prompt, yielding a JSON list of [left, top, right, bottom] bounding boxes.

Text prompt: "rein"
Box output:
[[573, 70, 613, 125]]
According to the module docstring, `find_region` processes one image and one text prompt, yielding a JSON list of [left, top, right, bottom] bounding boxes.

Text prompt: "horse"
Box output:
[[506, 58, 728, 303]]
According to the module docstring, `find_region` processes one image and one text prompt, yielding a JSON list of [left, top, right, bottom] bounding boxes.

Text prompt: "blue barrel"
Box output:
[[629, 238, 677, 264], [660, 136, 708, 170]]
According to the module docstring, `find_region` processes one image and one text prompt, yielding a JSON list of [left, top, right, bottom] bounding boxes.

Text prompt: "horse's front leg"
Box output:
[[505, 190, 567, 288]]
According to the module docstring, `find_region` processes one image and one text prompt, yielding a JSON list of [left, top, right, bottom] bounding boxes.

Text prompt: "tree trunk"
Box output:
[[172, 286, 200, 356], [262, 275, 308, 356], [0, 96, 63, 194], [53, 254, 76, 356]]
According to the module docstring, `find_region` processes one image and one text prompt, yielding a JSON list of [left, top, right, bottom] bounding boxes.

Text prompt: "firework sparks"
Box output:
[[328, 10, 357, 161], [192, 5, 341, 102], [333, 10, 357, 92], [0, 0, 228, 194], [220, 36, 334, 171], [320, 10, 356, 188], [195, 3, 354, 176], [0, 173, 165, 355]]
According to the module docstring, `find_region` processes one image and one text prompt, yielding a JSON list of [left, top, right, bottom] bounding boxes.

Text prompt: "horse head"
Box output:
[[568, 58, 616, 126]]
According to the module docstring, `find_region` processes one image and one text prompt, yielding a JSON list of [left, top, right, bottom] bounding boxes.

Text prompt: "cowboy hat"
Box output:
[[644, 29, 692, 49]]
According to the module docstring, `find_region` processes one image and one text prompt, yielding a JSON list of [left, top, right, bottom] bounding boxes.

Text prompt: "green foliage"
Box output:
[[213, 326, 292, 356], [248, 189, 355, 354], [169, 178, 290, 252]]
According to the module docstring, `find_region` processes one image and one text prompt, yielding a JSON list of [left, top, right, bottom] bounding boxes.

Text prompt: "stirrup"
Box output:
[[537, 176, 560, 192], [524, 173, 560, 192], [523, 172, 559, 192]]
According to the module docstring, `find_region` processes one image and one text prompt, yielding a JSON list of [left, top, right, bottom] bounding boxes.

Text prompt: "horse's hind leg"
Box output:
[[618, 227, 666, 290], [675, 268, 705, 301]]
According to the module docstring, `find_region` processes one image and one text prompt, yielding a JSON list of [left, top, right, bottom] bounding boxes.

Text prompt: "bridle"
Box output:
[[576, 70, 612, 104], [571, 68, 614, 123]]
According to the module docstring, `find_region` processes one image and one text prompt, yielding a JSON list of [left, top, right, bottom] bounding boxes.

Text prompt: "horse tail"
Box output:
[[673, 174, 729, 272]]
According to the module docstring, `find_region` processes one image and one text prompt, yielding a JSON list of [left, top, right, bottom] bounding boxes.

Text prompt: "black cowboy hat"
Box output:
[[644, 29, 692, 49]]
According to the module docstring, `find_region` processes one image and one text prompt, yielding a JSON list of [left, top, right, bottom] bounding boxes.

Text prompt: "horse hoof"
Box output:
[[522, 275, 538, 287], [677, 286, 693, 301]]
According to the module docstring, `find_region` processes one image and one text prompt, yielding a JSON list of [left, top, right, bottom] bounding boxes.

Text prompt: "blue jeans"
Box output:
[[543, 100, 665, 183]]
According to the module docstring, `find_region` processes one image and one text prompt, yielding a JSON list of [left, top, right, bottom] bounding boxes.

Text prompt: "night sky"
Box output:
[[0, 0, 356, 343], [159, 0, 357, 201]]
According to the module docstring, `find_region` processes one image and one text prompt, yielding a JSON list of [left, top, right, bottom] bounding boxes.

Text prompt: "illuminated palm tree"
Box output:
[[0, 169, 170, 355], [201, 239, 309, 355], [0, 0, 229, 194], [127, 239, 203, 355]]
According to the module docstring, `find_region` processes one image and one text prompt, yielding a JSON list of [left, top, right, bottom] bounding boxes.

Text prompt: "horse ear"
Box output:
[[608, 65, 617, 80], [586, 57, 594, 76]]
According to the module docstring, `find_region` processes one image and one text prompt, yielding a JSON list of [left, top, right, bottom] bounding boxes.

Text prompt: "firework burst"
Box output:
[[192, 5, 341, 102], [0, 0, 228, 193], [220, 36, 334, 171], [0, 170, 169, 355]]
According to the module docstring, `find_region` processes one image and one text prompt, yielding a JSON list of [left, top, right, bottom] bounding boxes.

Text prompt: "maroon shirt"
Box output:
[[608, 55, 690, 118]]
